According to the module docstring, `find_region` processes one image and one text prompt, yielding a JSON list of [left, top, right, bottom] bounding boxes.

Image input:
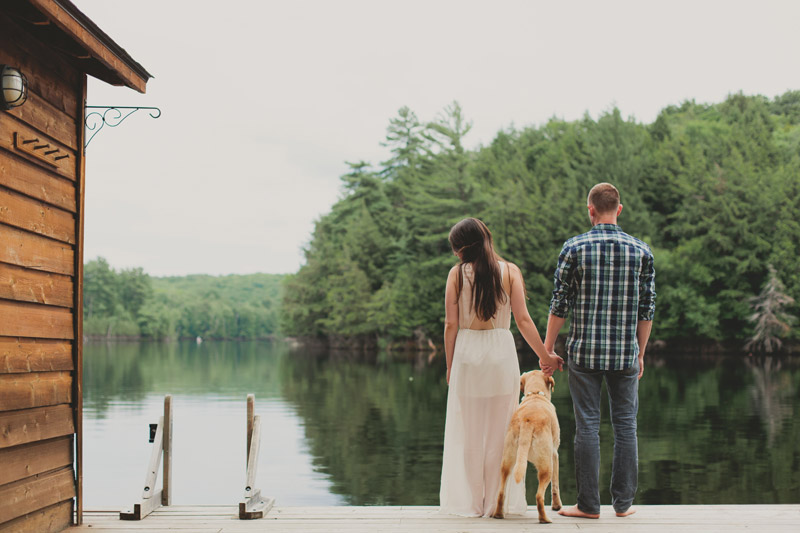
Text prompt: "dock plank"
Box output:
[[70, 505, 800, 532]]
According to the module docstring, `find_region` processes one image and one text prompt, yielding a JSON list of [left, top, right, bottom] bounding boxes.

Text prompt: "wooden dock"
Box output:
[[72, 505, 800, 532]]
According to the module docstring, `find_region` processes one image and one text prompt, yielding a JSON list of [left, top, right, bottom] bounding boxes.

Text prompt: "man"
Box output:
[[543, 182, 655, 519]]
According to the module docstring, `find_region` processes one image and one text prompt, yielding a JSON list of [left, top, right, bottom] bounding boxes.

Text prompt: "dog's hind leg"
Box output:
[[551, 450, 562, 511], [536, 467, 553, 524]]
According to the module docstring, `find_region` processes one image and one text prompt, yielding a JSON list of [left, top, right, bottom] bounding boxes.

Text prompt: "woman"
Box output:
[[439, 217, 562, 517]]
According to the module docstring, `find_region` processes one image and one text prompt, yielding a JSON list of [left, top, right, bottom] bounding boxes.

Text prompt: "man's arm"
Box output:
[[636, 251, 656, 380], [549, 244, 575, 320], [544, 314, 566, 353], [636, 320, 652, 380], [543, 244, 575, 373], [543, 314, 566, 373]]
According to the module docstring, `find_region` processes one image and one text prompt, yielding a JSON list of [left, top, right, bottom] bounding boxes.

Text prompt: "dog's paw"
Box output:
[[539, 515, 552, 524], [552, 503, 562, 511], [491, 511, 505, 520]]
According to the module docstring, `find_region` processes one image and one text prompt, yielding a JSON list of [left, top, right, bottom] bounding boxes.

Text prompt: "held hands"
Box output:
[[539, 350, 565, 377]]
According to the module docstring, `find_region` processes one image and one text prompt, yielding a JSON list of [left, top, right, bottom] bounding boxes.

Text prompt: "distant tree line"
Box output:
[[83, 257, 283, 339], [281, 93, 800, 351]]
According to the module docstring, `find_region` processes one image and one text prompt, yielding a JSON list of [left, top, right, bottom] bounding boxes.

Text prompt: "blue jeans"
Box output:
[[568, 358, 639, 514]]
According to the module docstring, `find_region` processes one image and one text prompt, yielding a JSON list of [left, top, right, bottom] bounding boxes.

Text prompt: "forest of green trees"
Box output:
[[281, 92, 800, 349], [83, 258, 283, 339], [83, 92, 799, 348]]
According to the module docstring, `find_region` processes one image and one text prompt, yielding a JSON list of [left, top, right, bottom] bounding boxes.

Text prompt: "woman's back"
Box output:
[[442, 257, 526, 517], [458, 261, 511, 330], [442, 218, 530, 517]]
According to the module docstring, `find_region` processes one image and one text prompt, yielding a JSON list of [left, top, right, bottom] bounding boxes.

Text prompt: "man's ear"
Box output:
[[547, 376, 555, 392]]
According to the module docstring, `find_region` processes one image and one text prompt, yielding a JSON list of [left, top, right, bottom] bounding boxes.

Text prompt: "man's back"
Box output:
[[545, 183, 654, 519], [549, 223, 655, 370]]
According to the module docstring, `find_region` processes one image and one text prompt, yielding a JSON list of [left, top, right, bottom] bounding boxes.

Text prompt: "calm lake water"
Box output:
[[83, 340, 800, 508]]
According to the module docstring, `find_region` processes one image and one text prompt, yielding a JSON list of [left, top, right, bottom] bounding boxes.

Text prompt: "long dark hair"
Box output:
[[449, 218, 506, 321]]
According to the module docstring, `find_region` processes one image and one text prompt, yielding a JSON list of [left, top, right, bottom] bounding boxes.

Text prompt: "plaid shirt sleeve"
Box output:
[[638, 251, 656, 321], [549, 243, 576, 318]]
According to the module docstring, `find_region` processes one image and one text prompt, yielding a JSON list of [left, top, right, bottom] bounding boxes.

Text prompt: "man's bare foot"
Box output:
[[616, 507, 637, 517], [557, 505, 599, 519]]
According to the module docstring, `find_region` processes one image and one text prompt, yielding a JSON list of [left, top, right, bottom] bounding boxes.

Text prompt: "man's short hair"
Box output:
[[588, 183, 620, 213]]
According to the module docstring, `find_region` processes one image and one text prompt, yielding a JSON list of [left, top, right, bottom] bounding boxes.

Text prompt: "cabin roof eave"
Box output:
[[27, 0, 153, 93]]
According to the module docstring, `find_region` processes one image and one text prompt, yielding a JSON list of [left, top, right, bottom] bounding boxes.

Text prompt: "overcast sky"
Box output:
[[74, 0, 800, 276]]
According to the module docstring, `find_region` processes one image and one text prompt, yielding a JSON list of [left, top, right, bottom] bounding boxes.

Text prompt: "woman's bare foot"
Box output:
[[557, 505, 599, 519], [616, 507, 637, 517]]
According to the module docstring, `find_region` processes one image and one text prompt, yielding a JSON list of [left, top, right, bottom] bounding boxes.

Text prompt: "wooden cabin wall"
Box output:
[[0, 10, 83, 533]]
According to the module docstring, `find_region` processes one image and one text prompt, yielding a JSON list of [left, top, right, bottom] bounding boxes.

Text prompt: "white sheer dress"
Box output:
[[439, 261, 527, 517]]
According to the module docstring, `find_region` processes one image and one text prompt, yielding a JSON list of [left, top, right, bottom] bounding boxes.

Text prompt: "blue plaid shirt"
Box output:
[[550, 224, 656, 370]]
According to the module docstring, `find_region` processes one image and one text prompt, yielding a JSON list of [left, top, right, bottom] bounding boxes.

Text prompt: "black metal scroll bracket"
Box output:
[[84, 105, 162, 149]]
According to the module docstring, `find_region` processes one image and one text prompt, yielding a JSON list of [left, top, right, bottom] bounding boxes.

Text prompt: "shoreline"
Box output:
[[82, 334, 799, 357]]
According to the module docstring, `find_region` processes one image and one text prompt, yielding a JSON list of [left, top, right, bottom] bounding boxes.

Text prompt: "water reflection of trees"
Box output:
[[84, 344, 800, 504], [280, 350, 800, 506], [746, 356, 795, 446], [278, 348, 448, 505], [636, 354, 800, 504], [83, 341, 288, 415]]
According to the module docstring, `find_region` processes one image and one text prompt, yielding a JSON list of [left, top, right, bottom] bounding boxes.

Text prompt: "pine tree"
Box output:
[[745, 265, 797, 353]]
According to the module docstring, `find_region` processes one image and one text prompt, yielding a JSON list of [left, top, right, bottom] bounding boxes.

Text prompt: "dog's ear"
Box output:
[[547, 376, 555, 392], [520, 373, 526, 392]]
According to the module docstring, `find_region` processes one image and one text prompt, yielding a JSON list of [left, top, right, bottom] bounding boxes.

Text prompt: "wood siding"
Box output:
[[0, 501, 73, 533], [0, 9, 82, 533], [0, 467, 76, 524], [0, 405, 75, 449], [0, 338, 73, 374], [0, 500, 72, 533], [0, 263, 73, 308], [0, 436, 73, 486]]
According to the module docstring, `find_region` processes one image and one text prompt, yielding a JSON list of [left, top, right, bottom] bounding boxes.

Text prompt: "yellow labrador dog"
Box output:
[[492, 370, 562, 523]]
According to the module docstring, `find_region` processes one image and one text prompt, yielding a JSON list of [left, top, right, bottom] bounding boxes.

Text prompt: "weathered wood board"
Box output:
[[0, 151, 76, 212], [0, 116, 75, 180], [0, 262, 74, 308], [0, 371, 72, 411], [71, 505, 800, 532], [0, 337, 73, 374], [0, 300, 73, 339], [6, 91, 78, 150], [0, 186, 75, 243], [0, 500, 72, 533], [0, 404, 75, 449], [0, 223, 75, 276], [0, 435, 72, 485], [0, 466, 75, 524]]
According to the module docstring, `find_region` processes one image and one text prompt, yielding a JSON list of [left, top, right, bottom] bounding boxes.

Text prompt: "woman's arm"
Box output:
[[444, 265, 460, 384], [508, 263, 564, 373]]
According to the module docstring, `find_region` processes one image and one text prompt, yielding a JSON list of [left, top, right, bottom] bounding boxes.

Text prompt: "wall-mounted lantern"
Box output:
[[1, 65, 28, 110]]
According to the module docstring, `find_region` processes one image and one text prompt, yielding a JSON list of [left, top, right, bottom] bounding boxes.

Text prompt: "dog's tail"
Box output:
[[513, 422, 534, 484]]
